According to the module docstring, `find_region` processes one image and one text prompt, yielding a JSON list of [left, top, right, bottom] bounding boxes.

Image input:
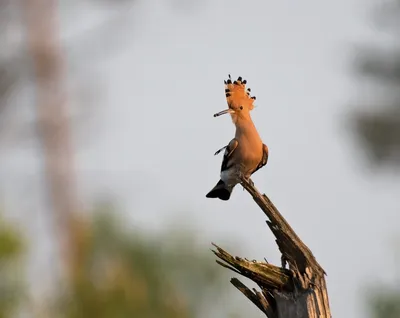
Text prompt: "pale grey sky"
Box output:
[[1, 0, 400, 317]]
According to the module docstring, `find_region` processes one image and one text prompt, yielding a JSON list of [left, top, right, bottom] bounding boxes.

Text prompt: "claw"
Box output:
[[248, 178, 254, 187]]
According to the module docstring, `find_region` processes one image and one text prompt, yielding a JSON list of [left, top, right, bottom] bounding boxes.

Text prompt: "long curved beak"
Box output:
[[213, 108, 235, 117]]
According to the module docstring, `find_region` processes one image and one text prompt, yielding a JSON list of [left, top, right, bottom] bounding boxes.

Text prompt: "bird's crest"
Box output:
[[224, 74, 256, 111]]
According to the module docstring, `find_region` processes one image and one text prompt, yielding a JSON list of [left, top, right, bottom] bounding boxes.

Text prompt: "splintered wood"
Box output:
[[211, 178, 331, 318]]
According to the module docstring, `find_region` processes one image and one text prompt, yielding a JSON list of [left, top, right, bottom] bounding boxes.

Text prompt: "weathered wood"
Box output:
[[211, 178, 331, 317]]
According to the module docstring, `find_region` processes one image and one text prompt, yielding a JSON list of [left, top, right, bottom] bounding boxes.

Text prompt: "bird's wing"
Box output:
[[214, 145, 227, 156], [251, 143, 269, 175], [220, 138, 239, 172]]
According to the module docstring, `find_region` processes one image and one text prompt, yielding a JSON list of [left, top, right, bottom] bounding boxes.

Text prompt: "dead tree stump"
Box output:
[[211, 178, 331, 318]]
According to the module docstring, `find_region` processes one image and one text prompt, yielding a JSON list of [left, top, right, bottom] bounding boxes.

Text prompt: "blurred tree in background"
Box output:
[[366, 288, 400, 318], [350, 1, 400, 317], [0, 204, 241, 318], [0, 215, 25, 318], [54, 202, 234, 318], [0, 1, 243, 317], [0, 0, 20, 120], [351, 0, 400, 168]]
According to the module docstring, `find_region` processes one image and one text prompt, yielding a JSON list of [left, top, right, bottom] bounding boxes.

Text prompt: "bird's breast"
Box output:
[[235, 140, 263, 171]]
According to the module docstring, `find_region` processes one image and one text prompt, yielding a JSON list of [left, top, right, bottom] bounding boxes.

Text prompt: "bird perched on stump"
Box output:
[[206, 75, 269, 201]]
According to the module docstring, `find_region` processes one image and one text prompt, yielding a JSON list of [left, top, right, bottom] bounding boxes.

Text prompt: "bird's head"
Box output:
[[213, 75, 256, 123]]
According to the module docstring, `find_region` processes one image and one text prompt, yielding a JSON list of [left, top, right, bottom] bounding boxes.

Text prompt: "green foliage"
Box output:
[[54, 203, 236, 318], [0, 205, 243, 318], [0, 215, 25, 318], [367, 288, 400, 318]]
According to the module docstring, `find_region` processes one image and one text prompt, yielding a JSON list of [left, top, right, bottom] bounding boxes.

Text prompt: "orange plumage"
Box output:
[[224, 75, 256, 112]]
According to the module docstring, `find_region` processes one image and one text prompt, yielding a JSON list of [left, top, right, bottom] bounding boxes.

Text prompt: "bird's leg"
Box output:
[[234, 167, 245, 191], [236, 167, 245, 182], [235, 167, 254, 189], [242, 176, 254, 187]]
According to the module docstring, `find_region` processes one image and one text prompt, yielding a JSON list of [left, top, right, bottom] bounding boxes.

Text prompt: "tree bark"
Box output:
[[212, 178, 331, 317]]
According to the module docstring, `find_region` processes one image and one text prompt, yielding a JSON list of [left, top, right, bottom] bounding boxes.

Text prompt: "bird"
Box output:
[[206, 75, 269, 201]]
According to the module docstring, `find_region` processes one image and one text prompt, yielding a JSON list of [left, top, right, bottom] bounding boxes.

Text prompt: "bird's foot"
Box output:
[[242, 177, 254, 187], [247, 178, 254, 187], [236, 170, 245, 182], [236, 170, 254, 187]]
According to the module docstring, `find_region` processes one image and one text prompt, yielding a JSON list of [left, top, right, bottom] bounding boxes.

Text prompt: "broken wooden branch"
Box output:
[[211, 178, 331, 318]]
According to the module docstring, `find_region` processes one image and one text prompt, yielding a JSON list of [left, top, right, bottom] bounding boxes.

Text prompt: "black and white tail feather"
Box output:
[[206, 138, 238, 201]]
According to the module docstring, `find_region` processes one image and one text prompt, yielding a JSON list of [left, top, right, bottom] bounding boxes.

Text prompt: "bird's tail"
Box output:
[[206, 179, 233, 201]]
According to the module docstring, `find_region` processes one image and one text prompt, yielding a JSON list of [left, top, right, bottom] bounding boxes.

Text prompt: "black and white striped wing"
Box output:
[[251, 143, 269, 175], [220, 138, 239, 172]]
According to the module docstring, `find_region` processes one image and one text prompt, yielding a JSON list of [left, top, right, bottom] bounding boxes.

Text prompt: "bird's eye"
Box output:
[[239, 106, 243, 110]]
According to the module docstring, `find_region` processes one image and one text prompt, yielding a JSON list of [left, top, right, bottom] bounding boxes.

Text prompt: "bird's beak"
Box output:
[[213, 108, 235, 117]]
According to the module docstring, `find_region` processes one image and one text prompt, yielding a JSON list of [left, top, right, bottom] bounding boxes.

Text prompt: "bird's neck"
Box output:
[[234, 117, 260, 139]]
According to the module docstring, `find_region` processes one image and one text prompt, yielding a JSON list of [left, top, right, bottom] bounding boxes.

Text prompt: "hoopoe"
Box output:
[[206, 75, 268, 201]]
